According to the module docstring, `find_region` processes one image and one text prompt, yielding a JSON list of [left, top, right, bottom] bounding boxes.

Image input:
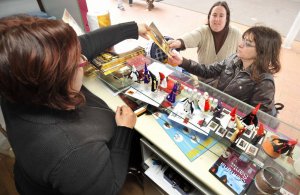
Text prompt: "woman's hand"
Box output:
[[167, 49, 183, 66], [137, 23, 150, 40], [115, 105, 137, 129], [168, 39, 182, 49]]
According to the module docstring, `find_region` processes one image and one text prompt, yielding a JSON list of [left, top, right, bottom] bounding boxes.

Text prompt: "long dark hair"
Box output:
[[243, 26, 282, 80], [0, 15, 85, 109], [207, 1, 230, 28]]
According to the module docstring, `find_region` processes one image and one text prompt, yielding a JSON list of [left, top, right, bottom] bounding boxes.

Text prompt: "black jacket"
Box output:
[[180, 54, 276, 116], [1, 21, 139, 195]]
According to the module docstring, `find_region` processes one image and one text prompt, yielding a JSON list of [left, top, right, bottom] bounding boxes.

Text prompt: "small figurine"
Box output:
[[197, 119, 205, 126], [262, 135, 298, 158], [204, 99, 210, 112], [251, 123, 265, 145], [159, 72, 167, 89], [149, 71, 158, 92], [242, 103, 261, 126], [129, 65, 139, 82], [183, 117, 189, 124], [272, 138, 297, 156], [213, 101, 223, 118], [182, 97, 195, 116], [166, 82, 179, 103], [143, 63, 150, 84], [230, 117, 245, 143], [227, 107, 237, 129], [210, 99, 218, 112]]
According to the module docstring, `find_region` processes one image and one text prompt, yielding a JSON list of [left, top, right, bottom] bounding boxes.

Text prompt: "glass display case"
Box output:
[[87, 55, 300, 195]]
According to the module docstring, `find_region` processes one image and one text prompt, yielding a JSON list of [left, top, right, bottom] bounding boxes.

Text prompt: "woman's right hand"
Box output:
[[115, 105, 137, 129], [168, 39, 181, 49]]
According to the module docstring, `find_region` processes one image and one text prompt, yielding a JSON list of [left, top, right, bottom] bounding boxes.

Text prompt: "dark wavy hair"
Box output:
[[243, 26, 282, 80], [207, 1, 230, 28], [0, 15, 85, 109]]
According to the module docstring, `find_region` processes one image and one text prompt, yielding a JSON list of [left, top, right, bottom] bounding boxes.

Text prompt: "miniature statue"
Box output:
[[129, 65, 139, 82], [227, 107, 237, 129], [213, 101, 223, 118], [242, 103, 261, 126], [230, 117, 244, 143], [182, 95, 195, 116], [166, 82, 179, 103], [251, 123, 265, 145], [204, 99, 210, 112], [262, 135, 298, 158], [272, 138, 297, 156], [149, 71, 158, 92], [143, 63, 150, 84], [159, 72, 167, 89]]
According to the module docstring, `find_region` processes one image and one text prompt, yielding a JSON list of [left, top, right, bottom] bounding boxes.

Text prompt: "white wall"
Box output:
[[0, 0, 40, 18]]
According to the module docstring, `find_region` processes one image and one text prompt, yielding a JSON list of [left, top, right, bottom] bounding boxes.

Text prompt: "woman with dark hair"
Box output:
[[0, 14, 148, 195], [169, 1, 241, 65], [168, 26, 282, 116]]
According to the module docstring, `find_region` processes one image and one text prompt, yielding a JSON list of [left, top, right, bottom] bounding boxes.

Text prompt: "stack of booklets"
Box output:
[[91, 46, 145, 75]]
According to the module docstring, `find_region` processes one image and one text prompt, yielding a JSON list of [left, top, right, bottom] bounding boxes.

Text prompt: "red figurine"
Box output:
[[251, 123, 265, 145], [242, 103, 261, 126], [227, 107, 237, 129], [204, 99, 210, 112]]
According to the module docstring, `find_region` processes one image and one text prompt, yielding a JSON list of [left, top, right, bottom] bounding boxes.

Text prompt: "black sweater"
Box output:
[[1, 22, 139, 195]]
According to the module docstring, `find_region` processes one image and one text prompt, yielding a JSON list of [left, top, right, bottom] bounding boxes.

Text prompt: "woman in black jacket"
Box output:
[[168, 26, 281, 116], [0, 15, 148, 195]]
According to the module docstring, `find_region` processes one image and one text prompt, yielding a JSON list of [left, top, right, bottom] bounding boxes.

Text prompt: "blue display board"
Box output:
[[153, 111, 217, 161]]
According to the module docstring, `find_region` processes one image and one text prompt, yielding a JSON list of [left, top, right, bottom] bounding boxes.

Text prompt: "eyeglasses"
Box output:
[[78, 54, 88, 68], [241, 38, 255, 48]]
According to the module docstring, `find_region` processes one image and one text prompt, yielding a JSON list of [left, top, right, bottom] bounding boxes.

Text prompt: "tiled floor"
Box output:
[[87, 0, 300, 133]]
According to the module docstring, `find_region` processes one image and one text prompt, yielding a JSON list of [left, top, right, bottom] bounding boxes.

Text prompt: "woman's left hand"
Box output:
[[167, 49, 183, 66]]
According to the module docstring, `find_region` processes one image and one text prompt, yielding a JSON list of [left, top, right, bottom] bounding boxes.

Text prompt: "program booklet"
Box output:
[[147, 22, 172, 57], [209, 148, 260, 195]]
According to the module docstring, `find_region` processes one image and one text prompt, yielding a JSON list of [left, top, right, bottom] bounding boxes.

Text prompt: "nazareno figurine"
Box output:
[[159, 72, 167, 89], [251, 123, 265, 145], [227, 107, 237, 129], [143, 63, 150, 84], [182, 96, 195, 116], [213, 101, 223, 118], [242, 103, 261, 126], [166, 82, 179, 103], [129, 65, 139, 82], [149, 71, 158, 92]]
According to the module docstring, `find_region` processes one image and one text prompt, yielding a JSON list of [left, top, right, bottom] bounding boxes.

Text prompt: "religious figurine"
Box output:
[[227, 107, 237, 129], [166, 82, 179, 103], [149, 71, 158, 92], [129, 65, 139, 82], [251, 123, 265, 145], [204, 99, 210, 112], [242, 103, 261, 126], [143, 63, 150, 84], [182, 94, 195, 116], [159, 72, 167, 89], [213, 101, 223, 118]]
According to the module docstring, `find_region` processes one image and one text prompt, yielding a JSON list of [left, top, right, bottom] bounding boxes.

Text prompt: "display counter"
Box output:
[[83, 55, 300, 195]]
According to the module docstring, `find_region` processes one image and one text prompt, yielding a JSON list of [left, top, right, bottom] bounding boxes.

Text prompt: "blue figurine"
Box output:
[[166, 82, 179, 103], [143, 63, 150, 84]]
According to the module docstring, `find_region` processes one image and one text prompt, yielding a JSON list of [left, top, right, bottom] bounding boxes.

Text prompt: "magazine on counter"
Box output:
[[209, 148, 260, 195]]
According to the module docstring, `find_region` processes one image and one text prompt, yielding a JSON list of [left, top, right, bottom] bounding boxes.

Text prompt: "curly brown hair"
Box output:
[[0, 15, 85, 109]]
